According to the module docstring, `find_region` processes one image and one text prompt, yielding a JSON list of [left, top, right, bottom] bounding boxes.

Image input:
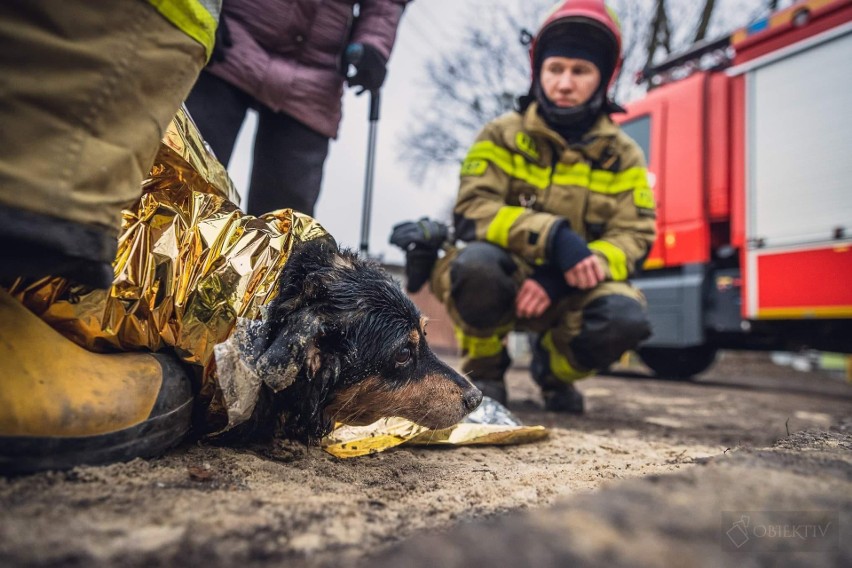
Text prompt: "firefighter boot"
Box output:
[[463, 349, 512, 405], [530, 335, 585, 414], [0, 289, 193, 475]]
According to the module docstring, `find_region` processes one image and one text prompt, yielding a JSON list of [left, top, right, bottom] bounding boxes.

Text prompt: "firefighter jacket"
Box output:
[[454, 102, 657, 282]]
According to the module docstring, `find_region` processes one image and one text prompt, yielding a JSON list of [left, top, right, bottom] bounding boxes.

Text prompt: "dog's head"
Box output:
[[249, 236, 481, 442]]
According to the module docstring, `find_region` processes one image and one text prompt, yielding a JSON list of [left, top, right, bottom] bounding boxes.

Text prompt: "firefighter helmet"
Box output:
[[530, 0, 623, 89], [526, 0, 624, 128]]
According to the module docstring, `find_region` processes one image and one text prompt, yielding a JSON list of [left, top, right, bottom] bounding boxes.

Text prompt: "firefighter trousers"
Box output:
[[0, 0, 206, 280], [430, 241, 651, 388]]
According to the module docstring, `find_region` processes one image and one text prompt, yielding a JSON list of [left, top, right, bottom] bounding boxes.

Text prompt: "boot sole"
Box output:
[[0, 397, 192, 476]]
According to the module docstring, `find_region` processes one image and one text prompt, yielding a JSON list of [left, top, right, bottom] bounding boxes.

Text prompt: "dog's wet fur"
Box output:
[[234, 235, 481, 442]]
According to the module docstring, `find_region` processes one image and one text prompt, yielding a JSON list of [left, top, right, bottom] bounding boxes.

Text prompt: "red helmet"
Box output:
[[529, 0, 623, 90]]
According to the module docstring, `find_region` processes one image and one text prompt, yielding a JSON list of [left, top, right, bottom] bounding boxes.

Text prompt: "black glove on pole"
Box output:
[[345, 43, 388, 92]]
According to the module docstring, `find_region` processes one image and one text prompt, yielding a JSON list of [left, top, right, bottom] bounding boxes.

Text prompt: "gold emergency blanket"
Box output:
[[7, 107, 327, 432], [7, 107, 548, 454]]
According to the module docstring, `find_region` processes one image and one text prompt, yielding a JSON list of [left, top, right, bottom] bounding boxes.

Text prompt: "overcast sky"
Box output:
[[229, 0, 469, 266]]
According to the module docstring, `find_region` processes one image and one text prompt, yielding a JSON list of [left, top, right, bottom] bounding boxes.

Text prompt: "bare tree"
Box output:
[[694, 0, 717, 41], [399, 0, 790, 182], [645, 0, 673, 66], [398, 0, 548, 181]]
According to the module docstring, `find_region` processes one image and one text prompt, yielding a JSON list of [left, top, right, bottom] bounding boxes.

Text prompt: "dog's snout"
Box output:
[[463, 386, 483, 412]]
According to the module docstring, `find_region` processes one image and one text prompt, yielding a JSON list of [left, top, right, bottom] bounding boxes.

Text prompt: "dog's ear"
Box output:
[[250, 235, 339, 381], [251, 237, 348, 440], [250, 308, 343, 441], [251, 307, 325, 393], [269, 235, 339, 314]]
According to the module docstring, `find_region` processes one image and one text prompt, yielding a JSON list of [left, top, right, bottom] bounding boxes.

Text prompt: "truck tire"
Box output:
[[638, 345, 718, 379]]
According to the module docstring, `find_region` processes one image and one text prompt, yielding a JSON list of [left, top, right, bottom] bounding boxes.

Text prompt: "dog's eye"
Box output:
[[394, 347, 412, 366]]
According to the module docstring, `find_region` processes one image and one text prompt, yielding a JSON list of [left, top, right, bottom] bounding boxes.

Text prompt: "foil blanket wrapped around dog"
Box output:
[[5, 107, 547, 454]]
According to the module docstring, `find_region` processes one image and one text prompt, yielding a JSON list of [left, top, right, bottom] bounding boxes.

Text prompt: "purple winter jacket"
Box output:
[[207, 0, 409, 139]]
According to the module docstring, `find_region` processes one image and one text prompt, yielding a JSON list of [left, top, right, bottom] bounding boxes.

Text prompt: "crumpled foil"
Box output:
[[322, 397, 549, 458], [5, 106, 548, 454], [6, 106, 327, 433]]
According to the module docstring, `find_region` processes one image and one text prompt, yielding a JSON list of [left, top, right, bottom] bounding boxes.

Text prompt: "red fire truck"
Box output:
[[615, 0, 852, 377]]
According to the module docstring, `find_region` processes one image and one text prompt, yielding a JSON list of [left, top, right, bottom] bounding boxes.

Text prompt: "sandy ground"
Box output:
[[1, 352, 850, 567]]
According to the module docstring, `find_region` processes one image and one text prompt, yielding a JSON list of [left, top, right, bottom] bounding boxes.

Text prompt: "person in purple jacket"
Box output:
[[185, 0, 410, 217]]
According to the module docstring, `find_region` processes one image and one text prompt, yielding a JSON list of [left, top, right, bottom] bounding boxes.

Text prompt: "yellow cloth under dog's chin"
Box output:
[[323, 394, 550, 459], [5, 107, 327, 433], [322, 418, 549, 458]]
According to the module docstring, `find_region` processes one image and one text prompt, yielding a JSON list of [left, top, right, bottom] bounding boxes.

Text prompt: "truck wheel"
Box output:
[[638, 345, 718, 379]]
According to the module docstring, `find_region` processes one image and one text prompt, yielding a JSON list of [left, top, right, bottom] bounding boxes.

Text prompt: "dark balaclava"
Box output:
[[531, 19, 618, 141]]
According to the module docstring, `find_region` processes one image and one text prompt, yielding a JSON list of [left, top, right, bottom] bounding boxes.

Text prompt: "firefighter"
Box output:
[[0, 0, 220, 473], [393, 0, 655, 412]]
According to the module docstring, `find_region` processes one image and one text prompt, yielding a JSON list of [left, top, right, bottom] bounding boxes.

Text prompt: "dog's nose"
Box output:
[[463, 386, 483, 412]]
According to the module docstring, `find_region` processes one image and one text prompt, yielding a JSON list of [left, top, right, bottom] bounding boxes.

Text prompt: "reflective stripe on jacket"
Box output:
[[147, 0, 222, 59], [455, 102, 657, 281]]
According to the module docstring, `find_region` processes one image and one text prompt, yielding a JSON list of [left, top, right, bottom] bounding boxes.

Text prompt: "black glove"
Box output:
[[389, 218, 449, 252], [550, 222, 592, 273], [344, 43, 387, 91], [390, 218, 449, 294], [211, 16, 232, 64], [529, 265, 572, 301], [402, 247, 437, 294]]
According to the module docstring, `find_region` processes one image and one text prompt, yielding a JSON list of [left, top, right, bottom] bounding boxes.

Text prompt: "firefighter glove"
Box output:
[[403, 247, 438, 294], [551, 222, 593, 272], [530, 265, 572, 301], [390, 218, 449, 252], [344, 43, 388, 91]]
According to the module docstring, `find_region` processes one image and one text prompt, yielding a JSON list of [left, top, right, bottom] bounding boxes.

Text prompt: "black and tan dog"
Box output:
[[0, 110, 480, 472], [220, 234, 482, 443]]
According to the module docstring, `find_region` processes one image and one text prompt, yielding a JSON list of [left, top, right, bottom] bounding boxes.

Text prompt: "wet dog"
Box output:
[[228, 235, 482, 442]]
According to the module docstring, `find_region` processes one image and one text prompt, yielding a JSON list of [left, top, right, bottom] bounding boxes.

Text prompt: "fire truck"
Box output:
[[615, 0, 852, 377]]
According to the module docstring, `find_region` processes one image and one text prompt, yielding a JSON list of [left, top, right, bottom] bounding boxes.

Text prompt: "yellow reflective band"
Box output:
[[486, 206, 526, 248], [609, 167, 650, 193], [553, 165, 650, 194], [147, 0, 219, 59], [465, 142, 650, 198], [465, 141, 550, 189], [552, 162, 592, 187], [589, 240, 628, 281], [541, 332, 594, 383], [454, 328, 504, 359], [756, 306, 852, 319]]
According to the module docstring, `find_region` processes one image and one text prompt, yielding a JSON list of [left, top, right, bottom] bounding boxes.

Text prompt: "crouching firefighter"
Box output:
[[390, 0, 655, 413]]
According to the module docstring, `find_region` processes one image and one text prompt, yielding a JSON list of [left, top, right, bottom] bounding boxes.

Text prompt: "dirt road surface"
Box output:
[[1, 352, 850, 567]]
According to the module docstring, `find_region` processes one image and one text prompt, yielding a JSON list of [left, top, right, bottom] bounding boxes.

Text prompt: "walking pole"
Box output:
[[359, 89, 380, 257]]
